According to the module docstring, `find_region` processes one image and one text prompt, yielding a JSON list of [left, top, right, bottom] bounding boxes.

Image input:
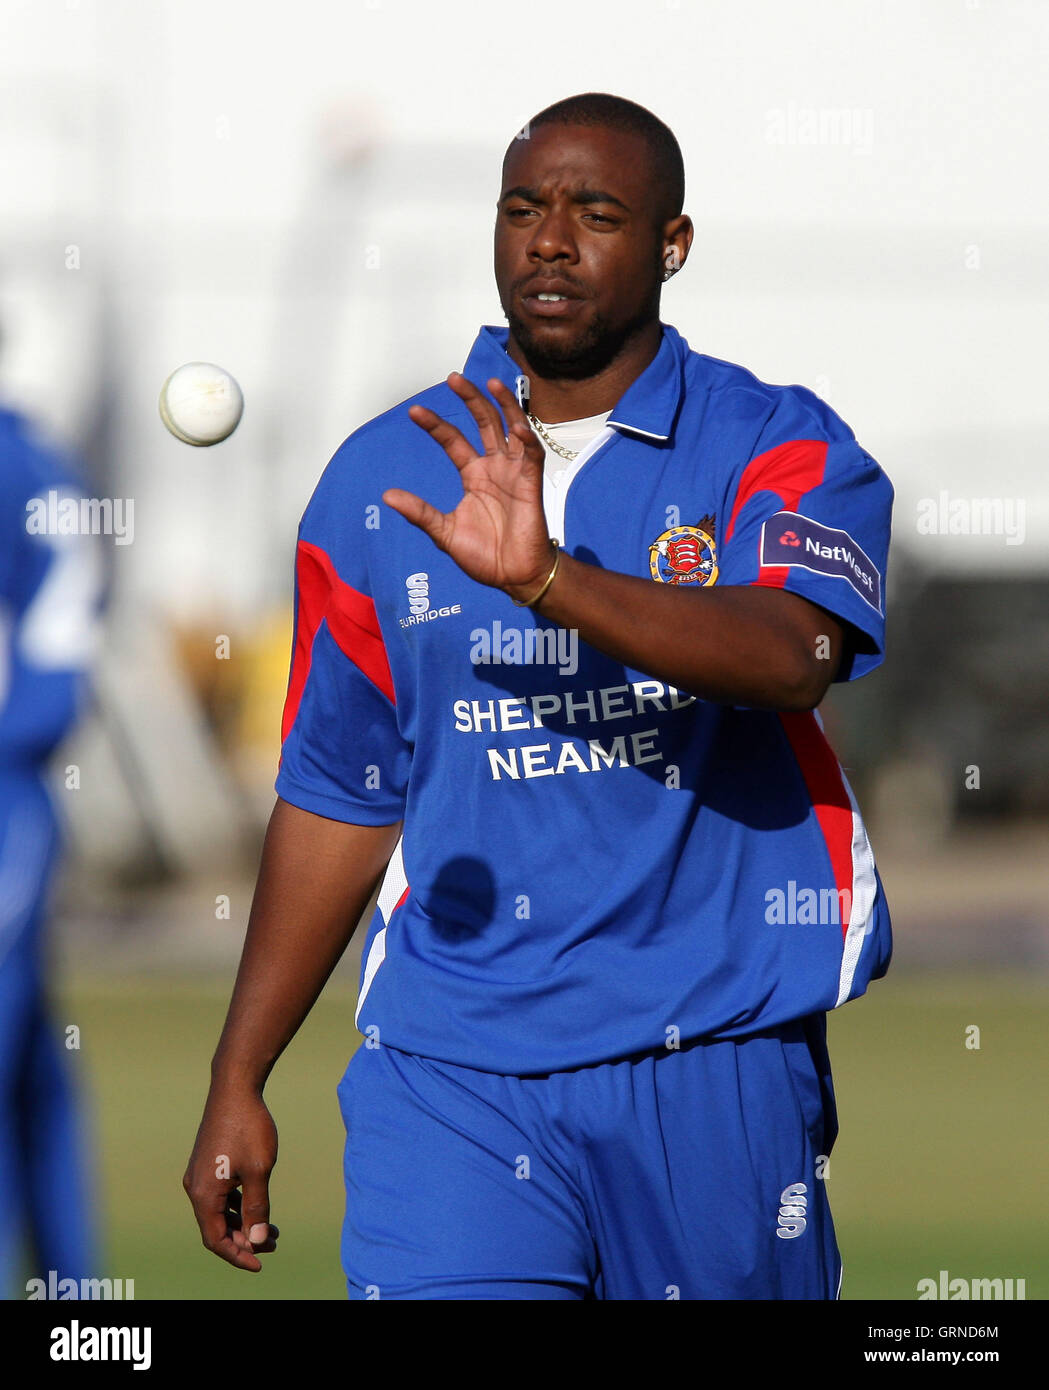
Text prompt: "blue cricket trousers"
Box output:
[[337, 1014, 841, 1300]]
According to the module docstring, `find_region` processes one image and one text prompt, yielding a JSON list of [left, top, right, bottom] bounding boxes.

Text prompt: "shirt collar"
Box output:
[[462, 322, 687, 444]]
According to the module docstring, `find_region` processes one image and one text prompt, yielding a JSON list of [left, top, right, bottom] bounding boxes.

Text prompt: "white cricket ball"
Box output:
[[158, 361, 244, 446]]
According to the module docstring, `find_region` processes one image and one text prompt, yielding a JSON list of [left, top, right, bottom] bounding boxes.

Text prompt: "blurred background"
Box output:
[[1, 0, 1046, 1301]]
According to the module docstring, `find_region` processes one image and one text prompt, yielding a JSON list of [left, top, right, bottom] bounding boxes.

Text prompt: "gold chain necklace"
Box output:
[[527, 411, 579, 461]]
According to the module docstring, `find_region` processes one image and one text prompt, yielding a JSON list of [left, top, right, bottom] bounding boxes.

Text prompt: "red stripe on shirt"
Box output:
[[779, 711, 853, 940], [724, 439, 829, 546], [281, 540, 395, 749], [752, 564, 791, 591]]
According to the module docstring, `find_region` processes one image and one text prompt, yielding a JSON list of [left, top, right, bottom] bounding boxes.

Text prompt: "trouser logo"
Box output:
[[776, 1181, 808, 1239]]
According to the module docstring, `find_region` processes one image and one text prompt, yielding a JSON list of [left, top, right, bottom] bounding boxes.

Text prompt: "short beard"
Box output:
[[504, 297, 658, 382]]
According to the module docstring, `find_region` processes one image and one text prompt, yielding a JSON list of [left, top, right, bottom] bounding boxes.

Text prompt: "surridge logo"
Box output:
[[775, 1181, 808, 1239], [406, 571, 429, 614], [650, 516, 718, 586], [400, 571, 462, 628]]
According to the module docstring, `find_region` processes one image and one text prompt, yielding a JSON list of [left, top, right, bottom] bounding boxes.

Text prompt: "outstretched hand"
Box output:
[[383, 373, 556, 598]]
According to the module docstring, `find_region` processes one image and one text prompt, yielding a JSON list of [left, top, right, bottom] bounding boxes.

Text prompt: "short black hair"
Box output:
[[509, 92, 685, 225]]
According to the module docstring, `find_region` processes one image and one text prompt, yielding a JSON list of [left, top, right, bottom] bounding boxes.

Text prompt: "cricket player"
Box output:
[[185, 92, 893, 1300], [0, 402, 102, 1297]]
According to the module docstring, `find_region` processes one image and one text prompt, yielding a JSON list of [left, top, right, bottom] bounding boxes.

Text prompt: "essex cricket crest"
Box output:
[[649, 517, 718, 586]]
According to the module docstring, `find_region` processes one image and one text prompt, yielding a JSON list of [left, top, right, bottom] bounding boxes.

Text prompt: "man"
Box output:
[[185, 92, 893, 1300], [0, 400, 102, 1297]]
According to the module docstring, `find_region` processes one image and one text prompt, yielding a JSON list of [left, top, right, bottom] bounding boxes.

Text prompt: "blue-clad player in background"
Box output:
[[0, 399, 102, 1298]]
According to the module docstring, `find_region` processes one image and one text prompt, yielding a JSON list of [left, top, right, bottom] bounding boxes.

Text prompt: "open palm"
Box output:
[[383, 372, 554, 594]]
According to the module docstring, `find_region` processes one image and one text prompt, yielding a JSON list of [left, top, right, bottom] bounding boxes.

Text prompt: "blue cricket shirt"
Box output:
[[276, 322, 894, 1073]]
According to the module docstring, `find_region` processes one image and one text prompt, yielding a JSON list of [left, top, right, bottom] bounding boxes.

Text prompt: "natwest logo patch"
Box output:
[[760, 512, 881, 613]]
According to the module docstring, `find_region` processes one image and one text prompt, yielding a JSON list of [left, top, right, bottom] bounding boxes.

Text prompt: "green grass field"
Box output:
[[53, 969, 1048, 1300]]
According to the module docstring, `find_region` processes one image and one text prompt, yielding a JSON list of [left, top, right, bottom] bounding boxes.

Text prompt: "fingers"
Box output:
[[225, 1186, 281, 1257], [183, 1167, 281, 1273], [407, 402, 478, 472], [487, 376, 529, 431], [450, 372, 542, 466], [443, 371, 508, 455], [488, 379, 545, 465], [240, 1169, 275, 1252], [382, 487, 451, 547], [223, 1186, 265, 1269], [184, 1178, 265, 1272], [409, 374, 542, 470], [183, 1170, 234, 1259]]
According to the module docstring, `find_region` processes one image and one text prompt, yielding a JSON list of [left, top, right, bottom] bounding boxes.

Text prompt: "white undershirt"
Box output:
[[532, 409, 615, 544]]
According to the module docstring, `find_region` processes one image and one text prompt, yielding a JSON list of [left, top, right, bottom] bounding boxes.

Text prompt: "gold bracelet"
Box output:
[[511, 539, 560, 607]]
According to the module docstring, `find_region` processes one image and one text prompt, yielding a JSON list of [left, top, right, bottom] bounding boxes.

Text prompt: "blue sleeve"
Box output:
[[718, 396, 893, 681], [274, 449, 410, 825]]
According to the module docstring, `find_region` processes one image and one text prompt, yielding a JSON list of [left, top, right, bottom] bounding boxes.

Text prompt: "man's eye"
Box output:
[[585, 213, 611, 223]]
